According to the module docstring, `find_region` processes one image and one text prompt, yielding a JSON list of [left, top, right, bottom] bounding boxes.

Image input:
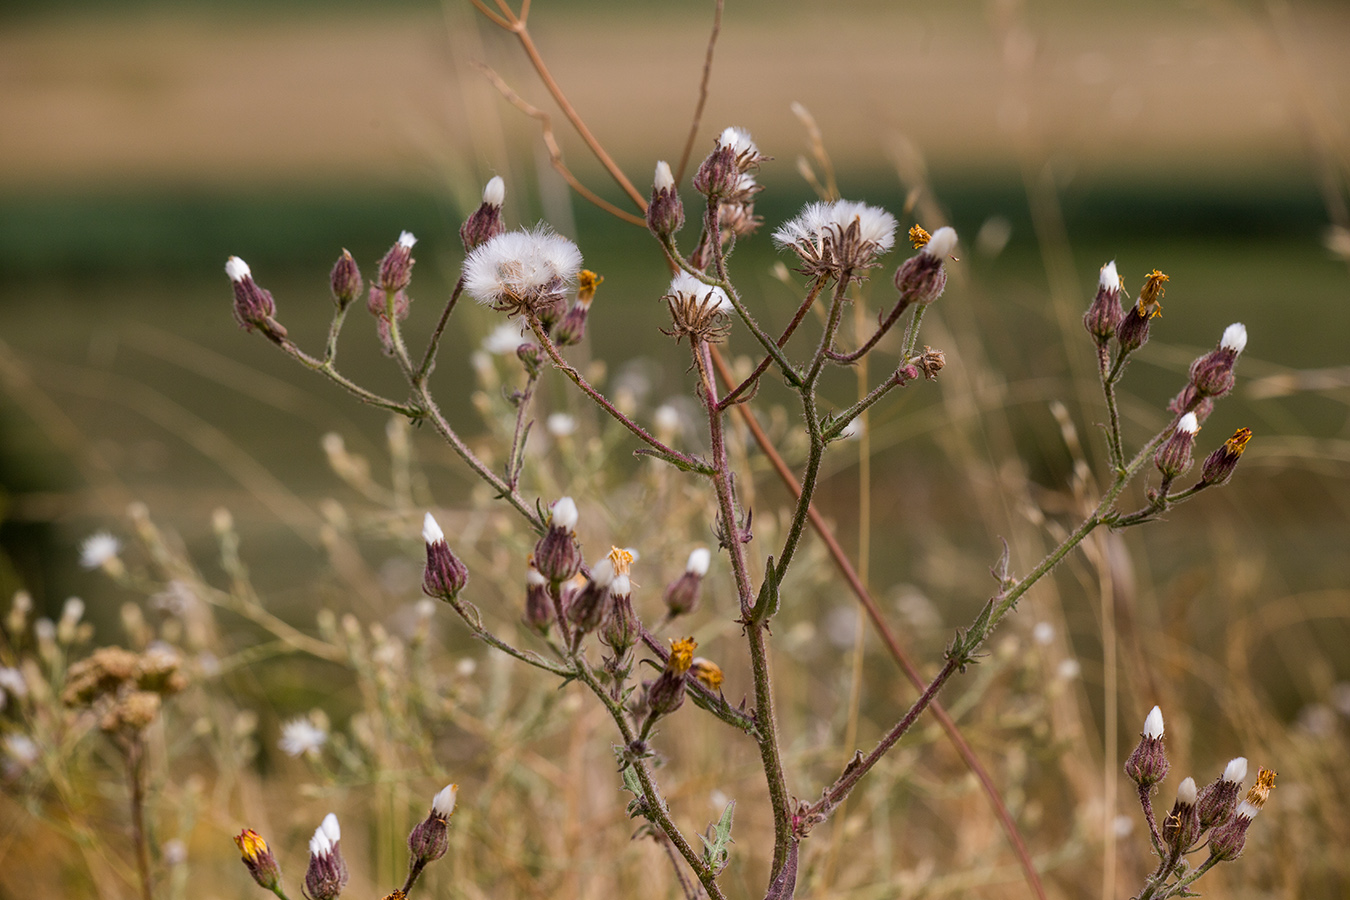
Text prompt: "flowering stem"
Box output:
[[124, 734, 154, 900], [638, 628, 760, 737], [692, 338, 794, 880], [900, 305, 928, 361], [524, 313, 700, 468], [569, 658, 728, 900], [504, 371, 541, 491], [827, 295, 913, 364], [444, 595, 572, 677], [1097, 342, 1125, 470], [1138, 782, 1163, 854], [276, 339, 422, 417], [819, 364, 914, 443], [415, 275, 466, 382], [718, 274, 829, 409], [411, 385, 545, 530]]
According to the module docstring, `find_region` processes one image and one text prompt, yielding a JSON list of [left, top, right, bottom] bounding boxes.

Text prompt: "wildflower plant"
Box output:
[[203, 4, 1273, 899]]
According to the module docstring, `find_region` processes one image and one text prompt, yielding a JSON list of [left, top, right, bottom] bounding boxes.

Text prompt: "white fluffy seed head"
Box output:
[[687, 547, 711, 576], [483, 176, 505, 207], [432, 783, 458, 817], [1223, 757, 1248, 784], [1221, 322, 1247, 354], [398, 231, 417, 249], [1177, 777, 1198, 805], [654, 160, 675, 191], [551, 497, 578, 531], [225, 256, 251, 282], [423, 512, 444, 545], [320, 813, 341, 843], [924, 226, 958, 258], [1177, 412, 1199, 434], [1100, 260, 1119, 291], [1144, 705, 1165, 739], [668, 271, 732, 312], [772, 200, 897, 258], [463, 227, 583, 307]]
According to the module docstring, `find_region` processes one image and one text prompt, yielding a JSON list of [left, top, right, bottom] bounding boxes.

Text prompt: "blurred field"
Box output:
[[2, 3, 1350, 900]]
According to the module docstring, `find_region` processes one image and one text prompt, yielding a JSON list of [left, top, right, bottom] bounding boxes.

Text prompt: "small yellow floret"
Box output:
[[908, 225, 931, 249], [608, 546, 636, 576], [668, 637, 697, 676], [577, 269, 603, 304], [691, 657, 724, 691], [1226, 428, 1253, 456], [1246, 767, 1276, 809], [1138, 269, 1169, 318], [235, 829, 269, 862]]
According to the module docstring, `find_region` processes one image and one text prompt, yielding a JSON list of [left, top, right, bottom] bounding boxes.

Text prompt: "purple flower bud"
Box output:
[[1187, 323, 1247, 399], [461, 178, 506, 251], [893, 228, 956, 306], [1197, 757, 1247, 829], [601, 576, 639, 655], [523, 558, 553, 634], [663, 548, 710, 618], [1154, 412, 1199, 479], [647, 161, 686, 236], [567, 557, 615, 637], [1124, 706, 1169, 787], [533, 498, 582, 584], [304, 815, 349, 900], [1208, 799, 1258, 861], [646, 637, 696, 718], [379, 231, 417, 293], [1083, 260, 1124, 343], [516, 342, 545, 378], [1161, 777, 1202, 854], [422, 513, 468, 602], [330, 249, 363, 311], [225, 257, 288, 343], [408, 784, 457, 867], [1115, 302, 1152, 353]]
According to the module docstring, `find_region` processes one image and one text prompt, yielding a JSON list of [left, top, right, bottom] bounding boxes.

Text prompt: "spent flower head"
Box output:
[[663, 272, 732, 344], [279, 716, 328, 758], [773, 200, 897, 277], [464, 226, 583, 324]]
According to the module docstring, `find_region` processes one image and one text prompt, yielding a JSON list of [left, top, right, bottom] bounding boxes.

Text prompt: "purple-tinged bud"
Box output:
[[234, 829, 282, 892], [461, 177, 506, 251], [304, 815, 349, 900], [1116, 269, 1168, 352], [226, 256, 288, 343], [600, 548, 639, 653], [647, 161, 686, 236], [330, 249, 363, 311], [567, 557, 615, 637], [534, 497, 582, 584], [366, 286, 412, 357], [1124, 706, 1170, 787], [524, 557, 553, 634], [1197, 756, 1247, 829], [893, 226, 956, 306], [1162, 777, 1202, 853], [1187, 322, 1247, 399], [663, 547, 710, 619], [516, 342, 545, 378], [1083, 260, 1124, 344], [1155, 412, 1199, 479], [379, 231, 417, 293], [408, 783, 458, 867], [1208, 799, 1258, 861], [553, 270, 602, 347], [422, 513, 468, 602], [646, 637, 696, 718], [1199, 428, 1252, 487]]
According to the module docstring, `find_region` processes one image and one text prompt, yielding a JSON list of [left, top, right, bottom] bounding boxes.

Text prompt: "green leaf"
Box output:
[[748, 555, 779, 626], [698, 798, 736, 872]]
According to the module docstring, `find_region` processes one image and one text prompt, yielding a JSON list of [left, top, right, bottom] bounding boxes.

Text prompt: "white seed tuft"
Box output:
[[654, 160, 675, 191], [432, 783, 459, 817], [483, 176, 505, 207], [1223, 757, 1248, 784], [1221, 322, 1247, 354], [423, 512, 444, 545], [225, 256, 251, 282], [1144, 705, 1165, 739], [924, 226, 958, 258], [687, 547, 711, 576], [551, 497, 578, 531]]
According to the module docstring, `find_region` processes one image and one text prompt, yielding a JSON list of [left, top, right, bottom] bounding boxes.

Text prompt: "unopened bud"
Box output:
[[1162, 776, 1202, 853], [602, 574, 639, 654], [379, 231, 417, 293], [1187, 322, 1247, 399], [893, 226, 956, 306], [1083, 260, 1124, 343], [226, 256, 287, 343], [330, 250, 363, 310], [516, 342, 545, 378], [664, 548, 710, 618], [461, 178, 506, 251], [1198, 428, 1251, 486], [408, 783, 458, 867], [567, 557, 615, 637], [647, 161, 686, 236], [1124, 705, 1169, 787], [1155, 412, 1199, 479], [534, 498, 583, 584], [422, 513, 469, 602], [304, 815, 349, 900], [524, 557, 553, 634], [1197, 757, 1247, 829]]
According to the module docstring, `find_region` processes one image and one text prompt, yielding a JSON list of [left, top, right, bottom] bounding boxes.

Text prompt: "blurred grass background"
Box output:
[[2, 1, 1349, 898]]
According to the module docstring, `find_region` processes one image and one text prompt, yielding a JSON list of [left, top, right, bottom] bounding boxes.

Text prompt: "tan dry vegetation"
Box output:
[[2, 4, 1349, 190]]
